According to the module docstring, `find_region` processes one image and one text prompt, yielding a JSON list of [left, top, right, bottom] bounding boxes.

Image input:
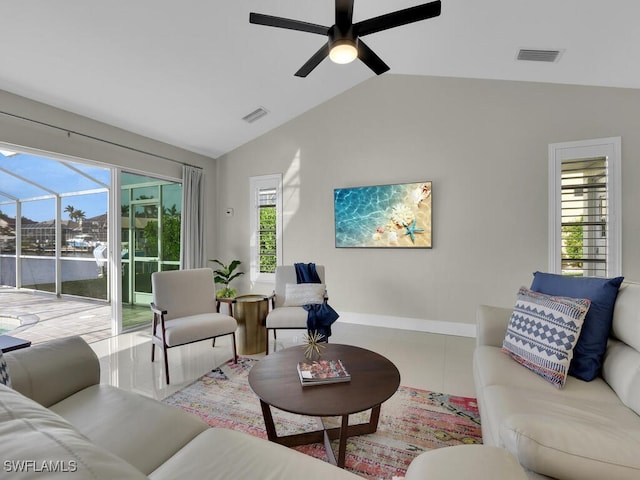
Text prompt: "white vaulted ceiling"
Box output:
[[1, 1, 639, 159]]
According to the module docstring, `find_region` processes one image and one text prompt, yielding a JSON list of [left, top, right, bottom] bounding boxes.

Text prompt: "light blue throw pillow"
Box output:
[[530, 271, 624, 381]]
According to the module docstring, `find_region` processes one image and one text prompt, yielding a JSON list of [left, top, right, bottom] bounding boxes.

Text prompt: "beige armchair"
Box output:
[[151, 268, 237, 384], [265, 265, 326, 354]]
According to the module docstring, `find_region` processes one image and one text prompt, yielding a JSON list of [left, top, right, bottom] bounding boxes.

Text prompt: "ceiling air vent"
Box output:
[[242, 107, 269, 123], [517, 49, 563, 63]]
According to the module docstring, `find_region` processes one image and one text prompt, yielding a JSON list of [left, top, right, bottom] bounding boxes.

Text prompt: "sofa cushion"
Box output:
[[473, 345, 623, 446], [50, 384, 208, 475], [0, 384, 147, 479], [602, 339, 640, 416], [283, 283, 325, 307], [5, 335, 100, 407], [404, 445, 528, 480], [502, 287, 590, 388], [501, 413, 640, 480], [479, 383, 640, 480], [150, 427, 362, 480], [530, 271, 624, 381]]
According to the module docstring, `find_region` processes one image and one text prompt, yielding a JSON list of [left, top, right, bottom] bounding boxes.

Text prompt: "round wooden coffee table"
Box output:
[[248, 343, 400, 468]]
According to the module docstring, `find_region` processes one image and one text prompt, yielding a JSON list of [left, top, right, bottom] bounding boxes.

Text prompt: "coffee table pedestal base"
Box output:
[[259, 400, 381, 468]]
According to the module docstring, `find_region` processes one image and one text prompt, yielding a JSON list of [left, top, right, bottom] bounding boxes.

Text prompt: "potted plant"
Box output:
[[210, 259, 244, 298]]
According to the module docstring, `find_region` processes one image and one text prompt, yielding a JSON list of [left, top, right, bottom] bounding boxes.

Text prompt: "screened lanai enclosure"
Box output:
[[0, 147, 182, 337]]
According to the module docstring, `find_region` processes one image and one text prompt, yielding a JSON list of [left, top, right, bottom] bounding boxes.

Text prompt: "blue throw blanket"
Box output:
[[294, 263, 339, 341]]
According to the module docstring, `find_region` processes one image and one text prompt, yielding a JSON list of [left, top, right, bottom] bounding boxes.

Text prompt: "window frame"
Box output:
[[249, 174, 282, 283], [548, 137, 622, 277]]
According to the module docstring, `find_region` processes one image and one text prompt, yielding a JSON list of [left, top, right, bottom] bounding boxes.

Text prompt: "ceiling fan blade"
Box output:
[[357, 39, 390, 75], [355, 0, 441, 37], [335, 0, 354, 32], [250, 12, 329, 36], [295, 43, 331, 77]]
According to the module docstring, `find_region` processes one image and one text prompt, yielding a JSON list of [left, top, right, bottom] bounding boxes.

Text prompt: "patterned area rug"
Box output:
[[162, 357, 482, 479]]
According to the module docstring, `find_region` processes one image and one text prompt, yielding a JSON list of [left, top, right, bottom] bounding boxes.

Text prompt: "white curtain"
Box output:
[[180, 165, 206, 269]]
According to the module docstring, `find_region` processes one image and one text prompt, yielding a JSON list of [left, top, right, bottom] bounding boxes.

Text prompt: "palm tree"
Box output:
[[64, 205, 75, 220], [72, 209, 86, 227]]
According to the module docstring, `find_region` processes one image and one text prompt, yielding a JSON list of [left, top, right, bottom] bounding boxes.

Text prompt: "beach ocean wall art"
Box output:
[[334, 181, 432, 248]]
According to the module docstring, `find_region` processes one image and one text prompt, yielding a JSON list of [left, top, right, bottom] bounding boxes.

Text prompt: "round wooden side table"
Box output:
[[217, 295, 268, 354]]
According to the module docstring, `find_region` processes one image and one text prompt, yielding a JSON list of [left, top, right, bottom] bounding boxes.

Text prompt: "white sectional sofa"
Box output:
[[473, 281, 640, 479], [1, 334, 530, 479], [1, 336, 362, 480]]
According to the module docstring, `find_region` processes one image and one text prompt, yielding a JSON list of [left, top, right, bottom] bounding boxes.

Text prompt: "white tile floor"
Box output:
[[90, 321, 477, 401]]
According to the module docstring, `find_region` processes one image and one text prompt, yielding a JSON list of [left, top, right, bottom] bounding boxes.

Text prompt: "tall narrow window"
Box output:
[[549, 138, 621, 277], [249, 174, 282, 282]]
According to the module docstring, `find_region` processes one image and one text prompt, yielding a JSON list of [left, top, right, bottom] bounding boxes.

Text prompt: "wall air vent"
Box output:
[[242, 107, 269, 123], [516, 49, 563, 63]]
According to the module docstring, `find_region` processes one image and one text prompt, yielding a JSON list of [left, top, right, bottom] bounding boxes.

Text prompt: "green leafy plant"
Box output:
[[210, 259, 244, 298]]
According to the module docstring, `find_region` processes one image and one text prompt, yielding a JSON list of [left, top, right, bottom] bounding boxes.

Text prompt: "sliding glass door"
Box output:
[[120, 173, 181, 330]]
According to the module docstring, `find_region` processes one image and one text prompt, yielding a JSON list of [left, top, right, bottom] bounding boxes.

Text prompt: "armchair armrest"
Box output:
[[150, 302, 167, 316], [267, 292, 276, 310], [5, 336, 100, 407], [476, 305, 513, 348]]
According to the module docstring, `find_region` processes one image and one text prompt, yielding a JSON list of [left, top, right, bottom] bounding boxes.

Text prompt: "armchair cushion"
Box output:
[[266, 307, 310, 329], [283, 283, 325, 307], [154, 313, 237, 348]]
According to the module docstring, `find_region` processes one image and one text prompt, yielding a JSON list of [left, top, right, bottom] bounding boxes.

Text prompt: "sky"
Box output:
[[0, 150, 110, 222]]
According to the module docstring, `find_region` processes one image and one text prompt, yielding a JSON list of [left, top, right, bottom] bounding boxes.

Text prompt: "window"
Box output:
[[548, 137, 621, 277], [249, 174, 282, 282], [0, 148, 110, 298]]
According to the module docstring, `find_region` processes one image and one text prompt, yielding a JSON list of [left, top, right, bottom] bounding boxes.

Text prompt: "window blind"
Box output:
[[560, 157, 607, 277]]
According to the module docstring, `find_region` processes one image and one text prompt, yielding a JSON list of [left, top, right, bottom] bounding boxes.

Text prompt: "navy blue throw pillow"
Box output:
[[530, 271, 624, 381]]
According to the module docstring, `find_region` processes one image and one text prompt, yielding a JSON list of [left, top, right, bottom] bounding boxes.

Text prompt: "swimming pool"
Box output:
[[0, 316, 21, 335]]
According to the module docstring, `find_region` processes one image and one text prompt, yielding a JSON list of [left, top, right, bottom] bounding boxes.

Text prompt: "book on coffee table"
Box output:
[[297, 359, 351, 386]]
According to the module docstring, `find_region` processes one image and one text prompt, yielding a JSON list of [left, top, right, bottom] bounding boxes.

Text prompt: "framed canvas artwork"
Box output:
[[334, 181, 432, 248]]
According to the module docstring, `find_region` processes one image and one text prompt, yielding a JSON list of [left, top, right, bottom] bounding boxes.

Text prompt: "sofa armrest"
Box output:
[[476, 305, 512, 348], [5, 335, 100, 407]]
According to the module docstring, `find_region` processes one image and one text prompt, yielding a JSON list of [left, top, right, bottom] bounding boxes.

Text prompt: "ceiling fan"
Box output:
[[249, 0, 442, 77]]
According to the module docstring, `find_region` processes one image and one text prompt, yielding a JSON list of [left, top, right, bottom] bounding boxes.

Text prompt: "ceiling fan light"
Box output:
[[329, 41, 358, 64]]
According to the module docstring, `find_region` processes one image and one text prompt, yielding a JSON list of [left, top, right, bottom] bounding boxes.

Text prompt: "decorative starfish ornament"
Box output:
[[403, 219, 424, 244], [302, 330, 326, 359]]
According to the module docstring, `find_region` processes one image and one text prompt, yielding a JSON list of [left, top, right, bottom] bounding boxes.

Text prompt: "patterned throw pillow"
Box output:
[[502, 287, 591, 388], [0, 350, 11, 388], [283, 283, 326, 307]]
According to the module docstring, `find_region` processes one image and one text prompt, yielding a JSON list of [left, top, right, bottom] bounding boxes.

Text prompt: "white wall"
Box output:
[[215, 74, 640, 330], [0, 89, 217, 258]]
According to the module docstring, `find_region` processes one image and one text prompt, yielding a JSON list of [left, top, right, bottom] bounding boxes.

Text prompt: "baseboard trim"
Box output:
[[336, 311, 477, 338]]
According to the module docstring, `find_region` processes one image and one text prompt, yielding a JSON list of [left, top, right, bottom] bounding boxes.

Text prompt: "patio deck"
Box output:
[[0, 287, 149, 345]]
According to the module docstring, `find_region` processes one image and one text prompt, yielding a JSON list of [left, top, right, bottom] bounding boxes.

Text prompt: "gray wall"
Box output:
[[216, 74, 640, 328]]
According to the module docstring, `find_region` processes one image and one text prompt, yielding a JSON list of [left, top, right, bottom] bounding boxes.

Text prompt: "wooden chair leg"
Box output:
[[265, 328, 270, 355], [231, 332, 237, 364], [163, 345, 170, 384]]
